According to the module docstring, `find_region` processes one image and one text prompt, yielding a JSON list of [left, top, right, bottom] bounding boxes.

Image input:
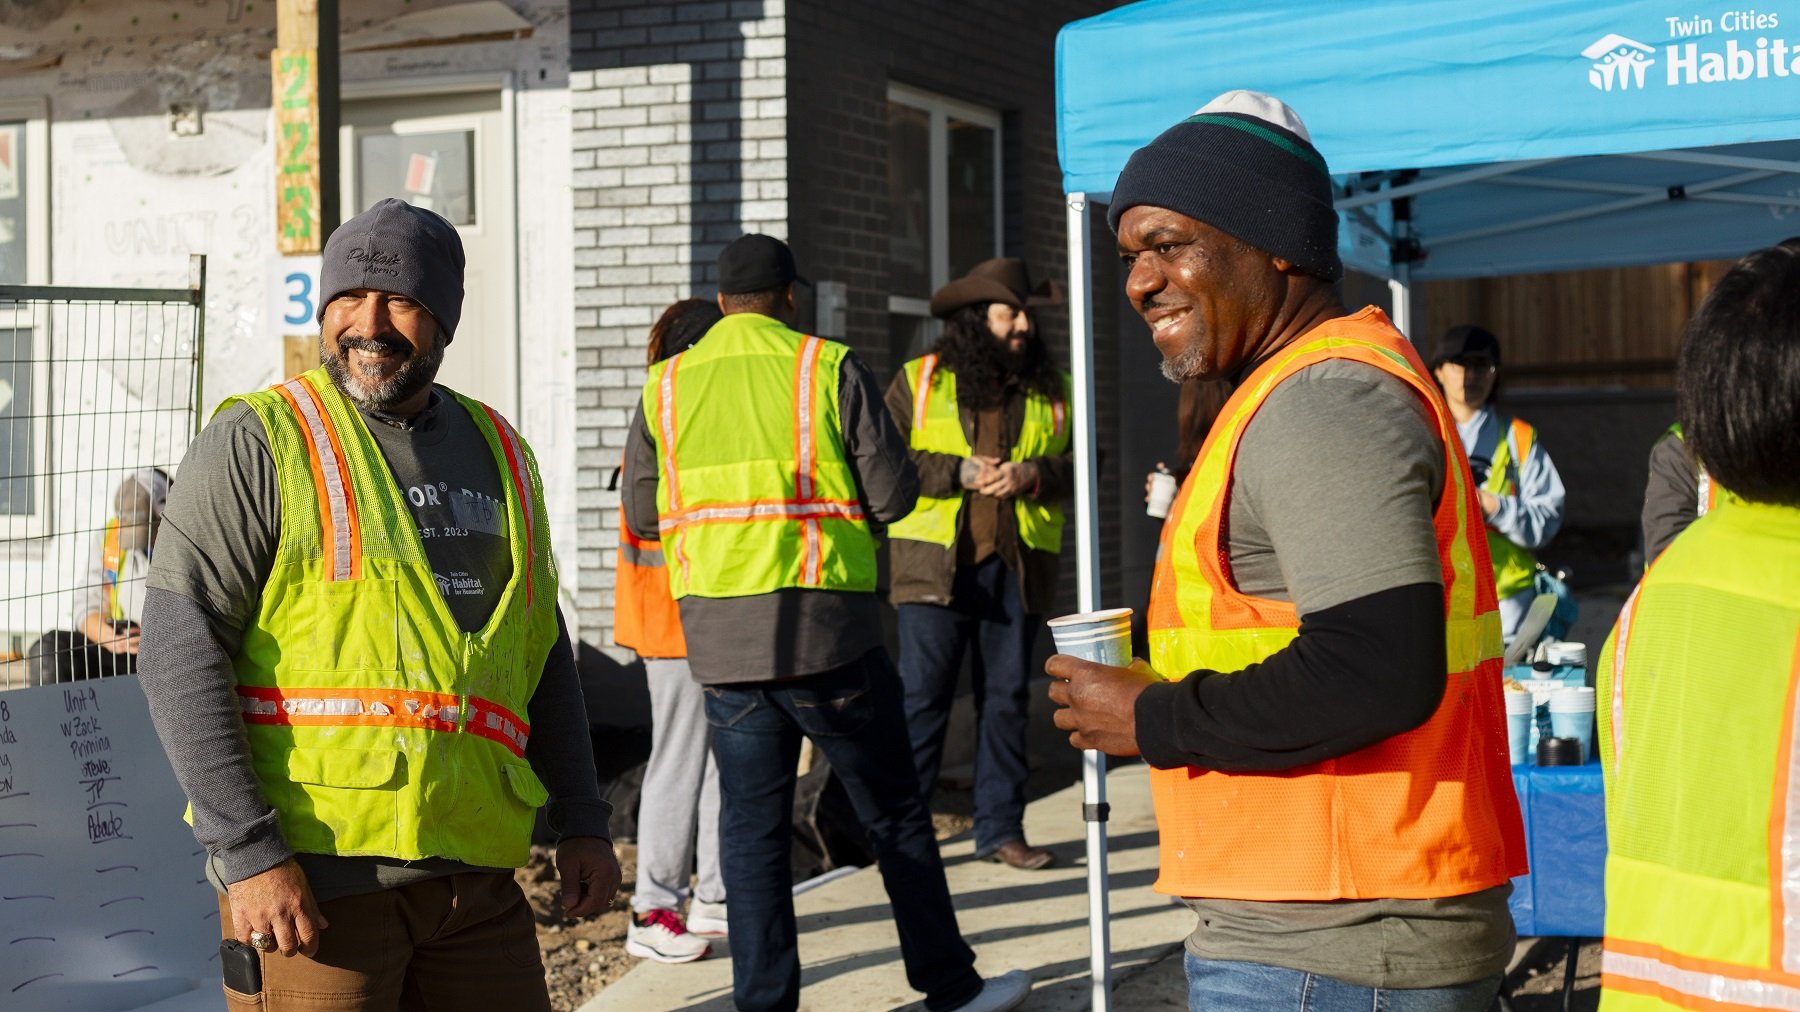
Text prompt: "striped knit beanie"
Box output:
[[1108, 91, 1342, 282]]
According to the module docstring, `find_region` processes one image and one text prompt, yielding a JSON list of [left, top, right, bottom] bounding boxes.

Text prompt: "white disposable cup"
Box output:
[[1047, 608, 1134, 667], [1503, 691, 1534, 765], [1548, 687, 1597, 764], [1146, 472, 1179, 519]]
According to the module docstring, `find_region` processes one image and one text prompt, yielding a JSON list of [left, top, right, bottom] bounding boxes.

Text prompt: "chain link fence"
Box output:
[[0, 257, 205, 689]]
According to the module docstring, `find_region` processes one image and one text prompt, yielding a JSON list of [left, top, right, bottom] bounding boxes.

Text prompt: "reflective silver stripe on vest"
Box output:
[[659, 353, 684, 512], [1699, 469, 1713, 517], [239, 695, 463, 725], [1781, 631, 1800, 973], [482, 708, 530, 753], [489, 412, 533, 554], [658, 353, 690, 585], [282, 378, 354, 582], [657, 500, 867, 531], [795, 336, 824, 500], [618, 539, 665, 568], [802, 518, 822, 586], [1603, 949, 1800, 1009], [1610, 583, 1641, 769], [483, 406, 536, 604], [912, 354, 938, 432]]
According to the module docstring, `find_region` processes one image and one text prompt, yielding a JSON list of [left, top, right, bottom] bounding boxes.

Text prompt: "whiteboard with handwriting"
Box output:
[[0, 678, 218, 1010]]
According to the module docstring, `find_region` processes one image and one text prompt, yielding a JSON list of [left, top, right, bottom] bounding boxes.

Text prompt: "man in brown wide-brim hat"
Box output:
[[884, 256, 1073, 871]]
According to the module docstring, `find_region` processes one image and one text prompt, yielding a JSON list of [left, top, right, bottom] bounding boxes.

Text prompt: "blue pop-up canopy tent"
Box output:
[[1053, 2, 1800, 1005]]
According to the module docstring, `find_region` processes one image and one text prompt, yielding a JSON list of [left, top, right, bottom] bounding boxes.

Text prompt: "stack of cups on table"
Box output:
[[1503, 641, 1595, 766], [1546, 687, 1597, 764], [1047, 608, 1135, 667]]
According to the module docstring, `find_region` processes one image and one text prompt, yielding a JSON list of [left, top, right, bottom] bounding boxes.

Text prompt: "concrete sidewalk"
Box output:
[[582, 761, 1191, 1011]]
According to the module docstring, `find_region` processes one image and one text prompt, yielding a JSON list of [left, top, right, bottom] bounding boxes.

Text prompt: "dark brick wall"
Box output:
[[784, 0, 1132, 611]]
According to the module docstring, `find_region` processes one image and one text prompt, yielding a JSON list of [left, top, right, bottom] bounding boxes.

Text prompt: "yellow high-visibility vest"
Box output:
[[1478, 415, 1541, 598], [219, 367, 559, 869], [642, 313, 877, 599], [886, 354, 1071, 553], [1598, 495, 1800, 1010]]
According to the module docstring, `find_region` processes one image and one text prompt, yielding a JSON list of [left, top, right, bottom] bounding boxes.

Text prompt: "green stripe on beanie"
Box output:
[[1180, 113, 1330, 176], [1110, 99, 1342, 282]]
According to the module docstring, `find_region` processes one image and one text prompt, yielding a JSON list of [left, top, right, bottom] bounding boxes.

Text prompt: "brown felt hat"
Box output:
[[928, 257, 1063, 319]]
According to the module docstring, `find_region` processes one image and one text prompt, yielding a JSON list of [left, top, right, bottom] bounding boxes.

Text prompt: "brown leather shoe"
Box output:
[[986, 839, 1055, 870]]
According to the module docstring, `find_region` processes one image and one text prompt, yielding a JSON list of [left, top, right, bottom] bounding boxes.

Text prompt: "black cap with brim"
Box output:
[[1432, 324, 1502, 367], [717, 233, 810, 294]]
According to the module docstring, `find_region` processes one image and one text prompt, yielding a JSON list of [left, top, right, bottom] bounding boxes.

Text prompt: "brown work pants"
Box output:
[[218, 872, 552, 1011]]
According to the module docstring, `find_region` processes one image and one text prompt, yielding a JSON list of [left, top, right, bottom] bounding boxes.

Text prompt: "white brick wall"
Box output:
[[569, 0, 788, 655]]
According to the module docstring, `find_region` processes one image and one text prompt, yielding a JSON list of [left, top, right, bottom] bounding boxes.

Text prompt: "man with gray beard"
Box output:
[[139, 199, 618, 1011]]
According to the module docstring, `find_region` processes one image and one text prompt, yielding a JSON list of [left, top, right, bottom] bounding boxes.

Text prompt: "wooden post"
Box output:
[[273, 0, 338, 255], [274, 0, 339, 370]]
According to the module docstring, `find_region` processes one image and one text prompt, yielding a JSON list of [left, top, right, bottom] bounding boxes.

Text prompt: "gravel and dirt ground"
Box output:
[[517, 842, 638, 1012], [522, 810, 979, 1011]]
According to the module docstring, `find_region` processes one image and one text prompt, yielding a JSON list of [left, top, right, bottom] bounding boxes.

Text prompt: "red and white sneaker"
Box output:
[[625, 908, 710, 964]]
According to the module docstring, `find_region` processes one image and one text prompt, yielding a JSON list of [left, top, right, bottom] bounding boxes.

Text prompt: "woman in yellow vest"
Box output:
[[884, 257, 1072, 870], [1430, 325, 1567, 643], [1598, 238, 1800, 1010], [615, 297, 728, 964]]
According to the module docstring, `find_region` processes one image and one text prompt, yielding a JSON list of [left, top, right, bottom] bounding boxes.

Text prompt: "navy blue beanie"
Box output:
[[1108, 92, 1342, 282], [318, 198, 466, 341]]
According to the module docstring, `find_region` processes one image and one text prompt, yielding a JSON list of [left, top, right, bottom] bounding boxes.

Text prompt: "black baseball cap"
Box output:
[[1432, 324, 1501, 367], [717, 234, 810, 294]]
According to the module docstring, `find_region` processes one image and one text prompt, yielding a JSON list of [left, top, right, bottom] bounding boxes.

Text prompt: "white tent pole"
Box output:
[[1065, 191, 1113, 1012], [1388, 266, 1412, 339]]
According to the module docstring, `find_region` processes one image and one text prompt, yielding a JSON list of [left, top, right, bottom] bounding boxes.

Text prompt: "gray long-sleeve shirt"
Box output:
[[140, 390, 609, 901], [622, 317, 918, 683]]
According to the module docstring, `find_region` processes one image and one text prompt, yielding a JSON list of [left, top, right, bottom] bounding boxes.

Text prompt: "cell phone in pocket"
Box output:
[[219, 938, 263, 995]]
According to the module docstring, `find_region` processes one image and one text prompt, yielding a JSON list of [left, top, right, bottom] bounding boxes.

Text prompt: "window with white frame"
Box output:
[[1, 97, 50, 538], [887, 84, 1001, 366]]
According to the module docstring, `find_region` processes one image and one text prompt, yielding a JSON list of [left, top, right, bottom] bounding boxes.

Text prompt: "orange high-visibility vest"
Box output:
[[1146, 307, 1527, 900], [613, 504, 686, 658]]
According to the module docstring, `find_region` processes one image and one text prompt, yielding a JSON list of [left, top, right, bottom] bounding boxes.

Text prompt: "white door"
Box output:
[[341, 90, 515, 417]]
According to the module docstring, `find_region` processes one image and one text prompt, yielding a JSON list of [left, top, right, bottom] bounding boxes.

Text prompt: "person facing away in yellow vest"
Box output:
[[1047, 90, 1527, 1012], [1597, 238, 1800, 1011], [139, 198, 618, 1012], [621, 233, 1033, 1012], [1429, 324, 1567, 645], [885, 256, 1073, 872]]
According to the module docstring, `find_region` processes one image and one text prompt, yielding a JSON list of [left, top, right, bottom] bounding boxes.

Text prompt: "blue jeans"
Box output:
[[704, 649, 981, 1012], [1185, 953, 1502, 1012], [897, 556, 1037, 854]]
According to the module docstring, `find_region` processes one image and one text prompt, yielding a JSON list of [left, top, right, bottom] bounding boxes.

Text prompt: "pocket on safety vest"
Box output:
[[258, 747, 403, 854], [501, 761, 549, 809], [281, 579, 400, 673], [279, 746, 402, 789]]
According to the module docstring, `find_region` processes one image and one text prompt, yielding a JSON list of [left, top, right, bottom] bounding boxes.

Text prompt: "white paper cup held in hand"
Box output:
[[1548, 686, 1597, 764], [1503, 690, 1534, 766], [1047, 608, 1134, 667], [1146, 472, 1179, 519]]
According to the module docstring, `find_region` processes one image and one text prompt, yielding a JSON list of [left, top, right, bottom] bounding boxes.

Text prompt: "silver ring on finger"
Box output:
[[249, 929, 277, 952]]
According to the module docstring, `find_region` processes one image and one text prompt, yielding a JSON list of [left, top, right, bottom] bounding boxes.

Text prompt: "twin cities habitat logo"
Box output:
[[1583, 9, 1800, 91]]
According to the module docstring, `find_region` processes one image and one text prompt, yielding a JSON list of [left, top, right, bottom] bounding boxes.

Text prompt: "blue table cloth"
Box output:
[[1508, 759, 1606, 938]]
